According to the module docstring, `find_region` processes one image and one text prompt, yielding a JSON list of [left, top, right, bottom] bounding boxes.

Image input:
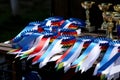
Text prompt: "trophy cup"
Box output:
[[113, 4, 120, 39], [114, 4, 120, 13], [81, 1, 95, 32], [105, 12, 114, 39], [113, 12, 120, 31], [98, 3, 112, 30], [113, 4, 120, 32]]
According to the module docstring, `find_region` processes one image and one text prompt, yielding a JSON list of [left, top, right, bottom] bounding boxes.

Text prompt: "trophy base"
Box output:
[[86, 26, 95, 32], [98, 28, 118, 39], [98, 28, 106, 33]]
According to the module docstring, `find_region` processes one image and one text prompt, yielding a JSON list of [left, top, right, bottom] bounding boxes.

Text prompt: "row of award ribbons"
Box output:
[[6, 16, 120, 80]]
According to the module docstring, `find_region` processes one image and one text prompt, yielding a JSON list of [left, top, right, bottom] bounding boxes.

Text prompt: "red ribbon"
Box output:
[[29, 37, 49, 55], [56, 46, 73, 64]]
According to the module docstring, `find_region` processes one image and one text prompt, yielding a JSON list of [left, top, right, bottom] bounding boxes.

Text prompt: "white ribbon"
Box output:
[[63, 22, 73, 29], [63, 42, 84, 72], [80, 43, 101, 73], [39, 39, 63, 68], [27, 37, 50, 60], [93, 46, 118, 76], [107, 56, 120, 80], [16, 35, 44, 57]]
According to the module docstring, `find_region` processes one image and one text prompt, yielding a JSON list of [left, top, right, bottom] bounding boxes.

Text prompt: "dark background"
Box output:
[[0, 0, 120, 42]]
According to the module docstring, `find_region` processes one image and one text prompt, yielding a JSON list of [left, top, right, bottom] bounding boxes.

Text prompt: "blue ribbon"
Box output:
[[61, 36, 93, 62], [97, 40, 120, 74], [61, 20, 71, 28], [69, 18, 86, 28], [37, 38, 61, 62], [97, 52, 120, 73], [72, 37, 111, 66], [16, 33, 42, 51], [61, 39, 82, 62], [72, 42, 97, 66], [37, 35, 75, 63], [13, 30, 57, 49], [12, 21, 43, 43]]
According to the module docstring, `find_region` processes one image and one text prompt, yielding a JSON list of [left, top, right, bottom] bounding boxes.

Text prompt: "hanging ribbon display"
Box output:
[[79, 37, 110, 73], [7, 16, 120, 80], [8, 33, 43, 54], [108, 56, 120, 80], [27, 32, 59, 61], [72, 37, 111, 73], [20, 37, 50, 60], [71, 40, 97, 67], [35, 36, 75, 68], [17, 31, 58, 59], [94, 40, 120, 80], [93, 41, 115, 75], [55, 36, 93, 72]]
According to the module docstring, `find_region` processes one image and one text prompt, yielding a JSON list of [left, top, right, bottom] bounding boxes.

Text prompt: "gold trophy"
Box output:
[[113, 4, 120, 32], [98, 3, 112, 30], [114, 4, 120, 13], [113, 12, 120, 31], [81, 1, 95, 32], [105, 12, 114, 39]]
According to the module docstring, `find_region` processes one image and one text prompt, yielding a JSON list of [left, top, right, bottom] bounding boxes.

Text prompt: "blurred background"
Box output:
[[0, 0, 120, 42]]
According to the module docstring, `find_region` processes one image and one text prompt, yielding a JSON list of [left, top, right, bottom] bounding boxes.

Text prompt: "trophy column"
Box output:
[[81, 1, 95, 32], [98, 3, 112, 30], [105, 12, 114, 39]]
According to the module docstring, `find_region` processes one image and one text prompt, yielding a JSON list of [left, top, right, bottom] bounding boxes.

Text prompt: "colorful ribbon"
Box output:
[[94, 41, 120, 80], [18, 31, 58, 59], [79, 37, 110, 73], [93, 40, 120, 76], [69, 18, 86, 28], [8, 33, 43, 54], [56, 36, 93, 71], [35, 36, 75, 68]]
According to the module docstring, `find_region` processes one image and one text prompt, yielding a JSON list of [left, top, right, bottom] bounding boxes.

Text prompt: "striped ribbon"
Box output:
[[18, 31, 58, 59], [61, 20, 73, 28], [93, 40, 120, 76], [73, 37, 111, 72], [56, 36, 93, 71], [79, 37, 110, 73], [36, 36, 75, 68], [71, 42, 97, 66], [95, 41, 120, 79], [8, 33, 43, 55], [20, 37, 50, 59]]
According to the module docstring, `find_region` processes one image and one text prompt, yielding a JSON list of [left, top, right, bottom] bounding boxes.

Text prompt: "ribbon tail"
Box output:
[[39, 61, 47, 68], [75, 65, 80, 73], [56, 62, 64, 71], [49, 55, 62, 62], [64, 64, 71, 73], [81, 44, 101, 72]]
